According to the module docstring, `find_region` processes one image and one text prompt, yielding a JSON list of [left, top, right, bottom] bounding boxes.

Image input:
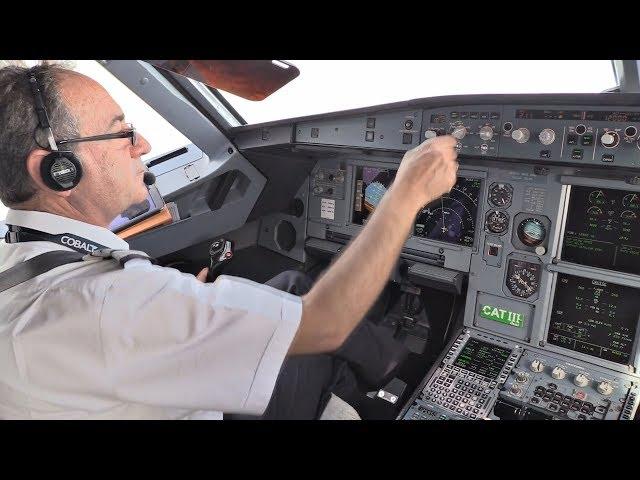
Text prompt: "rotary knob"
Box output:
[[530, 359, 544, 373], [538, 128, 556, 145], [597, 381, 614, 396], [479, 126, 494, 141], [424, 129, 438, 140], [452, 126, 467, 140], [551, 366, 566, 380], [601, 131, 620, 148], [511, 128, 530, 143], [574, 373, 589, 388]]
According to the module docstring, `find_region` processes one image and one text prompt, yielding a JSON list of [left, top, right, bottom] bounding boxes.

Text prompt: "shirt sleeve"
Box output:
[[99, 261, 302, 415]]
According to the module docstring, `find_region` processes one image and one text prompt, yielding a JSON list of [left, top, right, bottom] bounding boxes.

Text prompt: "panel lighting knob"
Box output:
[[551, 366, 566, 380], [538, 128, 556, 145], [424, 129, 438, 140], [601, 131, 619, 148], [530, 359, 544, 373], [452, 126, 467, 140], [515, 371, 528, 383], [511, 128, 530, 143], [597, 381, 614, 396], [574, 373, 589, 387], [479, 125, 494, 141]]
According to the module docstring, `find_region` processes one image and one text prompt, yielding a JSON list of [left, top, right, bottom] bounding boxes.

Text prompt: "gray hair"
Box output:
[[0, 63, 80, 206]]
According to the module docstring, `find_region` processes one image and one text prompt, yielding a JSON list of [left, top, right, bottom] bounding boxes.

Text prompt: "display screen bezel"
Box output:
[[558, 184, 640, 276], [349, 164, 484, 251]]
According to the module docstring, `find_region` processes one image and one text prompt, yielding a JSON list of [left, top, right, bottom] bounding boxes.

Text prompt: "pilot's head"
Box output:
[[0, 62, 152, 227]]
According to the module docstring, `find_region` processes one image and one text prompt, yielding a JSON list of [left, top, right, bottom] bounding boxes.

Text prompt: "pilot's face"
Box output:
[[61, 74, 152, 222]]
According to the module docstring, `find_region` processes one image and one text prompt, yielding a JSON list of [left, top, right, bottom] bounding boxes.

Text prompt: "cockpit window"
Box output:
[[0, 60, 193, 223], [215, 60, 617, 125]]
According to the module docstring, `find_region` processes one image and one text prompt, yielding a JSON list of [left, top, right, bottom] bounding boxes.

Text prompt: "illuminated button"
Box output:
[[581, 134, 594, 146], [571, 149, 583, 160]]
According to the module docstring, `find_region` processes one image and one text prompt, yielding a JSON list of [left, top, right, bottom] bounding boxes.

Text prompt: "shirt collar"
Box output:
[[5, 209, 129, 251]]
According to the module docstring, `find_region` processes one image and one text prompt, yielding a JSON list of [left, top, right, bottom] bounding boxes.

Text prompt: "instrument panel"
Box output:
[[234, 94, 640, 418]]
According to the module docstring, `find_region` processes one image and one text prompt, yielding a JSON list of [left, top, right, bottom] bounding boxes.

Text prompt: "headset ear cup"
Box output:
[[40, 151, 83, 191]]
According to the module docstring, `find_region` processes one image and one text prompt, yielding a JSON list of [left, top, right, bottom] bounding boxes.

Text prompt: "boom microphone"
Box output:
[[143, 171, 156, 185]]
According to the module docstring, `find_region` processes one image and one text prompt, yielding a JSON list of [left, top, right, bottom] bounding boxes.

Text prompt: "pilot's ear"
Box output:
[[25, 149, 73, 197]]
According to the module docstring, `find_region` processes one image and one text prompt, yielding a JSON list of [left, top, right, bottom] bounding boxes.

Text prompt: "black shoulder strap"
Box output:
[[0, 251, 84, 293]]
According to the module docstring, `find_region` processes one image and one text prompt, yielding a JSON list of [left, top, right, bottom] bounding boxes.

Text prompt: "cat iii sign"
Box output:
[[480, 304, 525, 328]]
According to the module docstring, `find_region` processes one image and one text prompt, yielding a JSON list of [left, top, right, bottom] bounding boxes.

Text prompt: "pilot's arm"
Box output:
[[293, 135, 458, 354]]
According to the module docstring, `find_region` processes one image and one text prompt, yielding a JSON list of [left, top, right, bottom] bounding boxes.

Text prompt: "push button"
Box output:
[[602, 154, 614, 163], [581, 134, 594, 146], [567, 134, 578, 145], [366, 118, 376, 129], [402, 133, 413, 144], [365, 131, 375, 142], [571, 149, 583, 160]]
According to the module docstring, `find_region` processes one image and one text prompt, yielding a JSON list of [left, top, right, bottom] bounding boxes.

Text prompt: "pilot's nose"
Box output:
[[134, 133, 152, 156]]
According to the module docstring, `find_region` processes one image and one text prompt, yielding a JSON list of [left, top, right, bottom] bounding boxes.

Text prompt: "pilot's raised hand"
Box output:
[[392, 135, 459, 211]]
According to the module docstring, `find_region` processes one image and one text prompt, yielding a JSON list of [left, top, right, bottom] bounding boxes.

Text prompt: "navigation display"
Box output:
[[453, 338, 511, 379], [561, 186, 640, 275], [547, 273, 640, 365], [352, 167, 481, 247]]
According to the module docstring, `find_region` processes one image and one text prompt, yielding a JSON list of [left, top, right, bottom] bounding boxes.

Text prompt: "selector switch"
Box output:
[[479, 126, 494, 141], [511, 128, 530, 143], [597, 381, 614, 396], [601, 131, 620, 148], [452, 126, 467, 140], [424, 129, 438, 140], [538, 128, 556, 145], [551, 366, 566, 380], [530, 359, 544, 373], [574, 373, 589, 388], [515, 371, 528, 383]]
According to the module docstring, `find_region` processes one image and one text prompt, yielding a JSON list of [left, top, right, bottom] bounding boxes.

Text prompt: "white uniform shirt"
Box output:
[[0, 209, 302, 419]]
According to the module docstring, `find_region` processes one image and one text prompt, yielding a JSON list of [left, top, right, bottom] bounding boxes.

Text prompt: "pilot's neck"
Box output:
[[15, 195, 113, 229]]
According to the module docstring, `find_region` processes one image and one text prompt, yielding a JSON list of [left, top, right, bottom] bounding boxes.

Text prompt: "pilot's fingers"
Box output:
[[196, 267, 209, 282]]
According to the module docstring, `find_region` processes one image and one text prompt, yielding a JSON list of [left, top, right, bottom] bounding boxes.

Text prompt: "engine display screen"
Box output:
[[453, 338, 511, 379], [352, 167, 481, 247], [547, 273, 640, 365], [561, 186, 640, 275]]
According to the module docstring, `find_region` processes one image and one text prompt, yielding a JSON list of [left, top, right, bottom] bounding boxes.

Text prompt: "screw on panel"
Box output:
[[439, 248, 444, 254], [140, 77, 149, 85], [228, 147, 234, 154], [539, 341, 545, 347]]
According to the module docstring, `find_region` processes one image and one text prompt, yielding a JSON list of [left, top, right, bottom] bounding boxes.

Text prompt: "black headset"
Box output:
[[28, 72, 83, 191]]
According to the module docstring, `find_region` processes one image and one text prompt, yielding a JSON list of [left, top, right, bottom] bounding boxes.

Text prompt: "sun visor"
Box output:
[[146, 60, 299, 101]]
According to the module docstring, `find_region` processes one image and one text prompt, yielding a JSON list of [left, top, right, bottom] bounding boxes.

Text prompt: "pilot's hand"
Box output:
[[196, 267, 209, 282], [392, 135, 458, 211]]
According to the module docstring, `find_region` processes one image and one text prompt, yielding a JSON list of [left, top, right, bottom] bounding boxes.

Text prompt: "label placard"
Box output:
[[320, 198, 335, 220]]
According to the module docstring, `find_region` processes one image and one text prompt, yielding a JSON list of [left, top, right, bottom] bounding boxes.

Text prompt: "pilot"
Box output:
[[0, 63, 458, 419]]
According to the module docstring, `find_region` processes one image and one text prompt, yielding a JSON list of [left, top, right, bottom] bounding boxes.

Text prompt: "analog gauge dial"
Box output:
[[589, 189, 606, 206], [517, 218, 547, 247], [488, 183, 513, 208], [622, 193, 640, 209], [506, 259, 541, 298], [485, 210, 510, 235]]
